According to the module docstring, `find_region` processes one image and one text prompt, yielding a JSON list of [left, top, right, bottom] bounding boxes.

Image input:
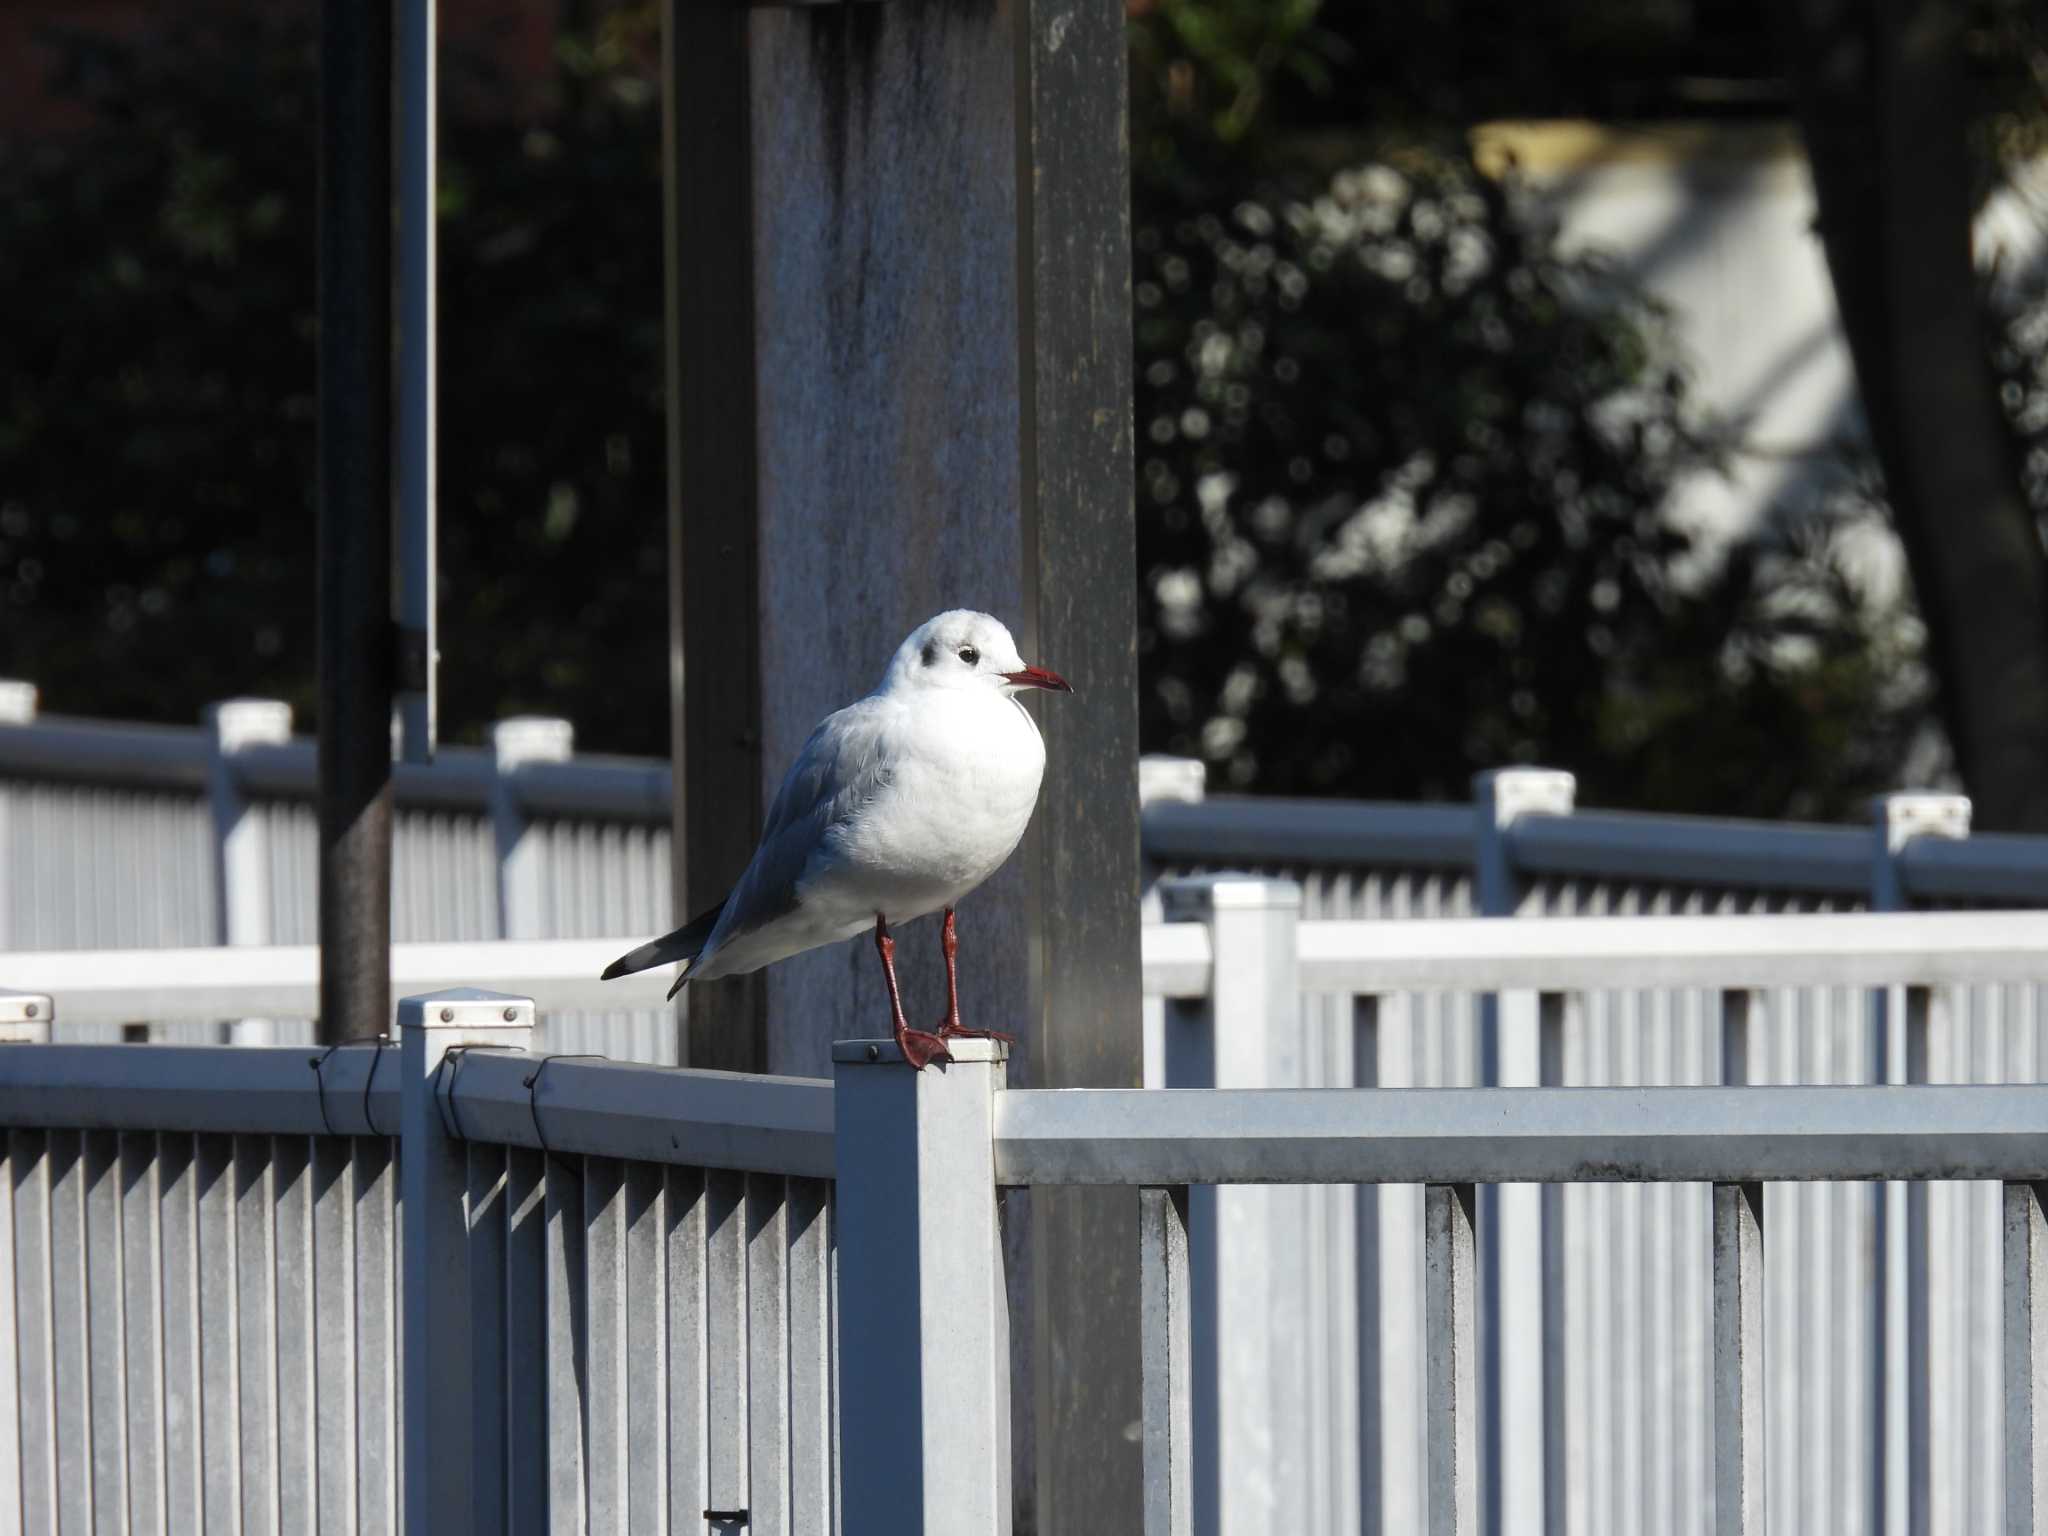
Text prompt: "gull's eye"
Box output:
[[958, 646, 980, 666]]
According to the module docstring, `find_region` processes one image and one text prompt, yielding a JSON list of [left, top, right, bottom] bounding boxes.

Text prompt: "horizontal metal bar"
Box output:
[[0, 939, 673, 1025], [0, 1045, 395, 1136], [1508, 809, 1868, 895], [1293, 910, 2048, 993], [1142, 797, 1473, 870], [1901, 832, 2048, 905], [0, 717, 208, 790], [991, 1085, 2048, 1187], [443, 1051, 833, 1177], [511, 757, 675, 821]]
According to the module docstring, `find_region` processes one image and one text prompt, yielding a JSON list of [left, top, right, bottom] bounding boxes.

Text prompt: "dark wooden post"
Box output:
[[661, 0, 1142, 1522]]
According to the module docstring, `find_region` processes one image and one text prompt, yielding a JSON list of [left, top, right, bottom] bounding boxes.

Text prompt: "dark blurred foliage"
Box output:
[[1126, 2, 1933, 813], [0, 9, 670, 751], [2, 1, 2036, 818]]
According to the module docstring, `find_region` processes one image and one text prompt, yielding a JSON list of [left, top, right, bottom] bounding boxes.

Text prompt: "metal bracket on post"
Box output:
[[399, 987, 534, 1533], [206, 699, 293, 1046], [0, 990, 52, 1045], [833, 1037, 1011, 1536], [491, 718, 574, 942], [1472, 768, 1574, 1535], [1869, 792, 1967, 1535]]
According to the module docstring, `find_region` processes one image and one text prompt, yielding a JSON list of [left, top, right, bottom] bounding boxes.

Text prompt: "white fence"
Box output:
[[5, 908, 2048, 1533]]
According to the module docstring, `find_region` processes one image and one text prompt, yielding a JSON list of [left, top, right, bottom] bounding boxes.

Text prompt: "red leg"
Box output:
[[877, 915, 950, 1070], [934, 907, 1016, 1044]]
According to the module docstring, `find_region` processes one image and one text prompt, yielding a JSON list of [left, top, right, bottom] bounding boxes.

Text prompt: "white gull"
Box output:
[[602, 610, 1071, 1068]]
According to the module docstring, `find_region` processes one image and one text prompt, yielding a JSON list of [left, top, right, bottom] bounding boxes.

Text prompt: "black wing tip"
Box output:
[[599, 957, 632, 982]]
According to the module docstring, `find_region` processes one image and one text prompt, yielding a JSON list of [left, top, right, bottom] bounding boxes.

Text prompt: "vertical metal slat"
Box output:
[[667, 1167, 708, 1529], [623, 1162, 669, 1529], [1424, 1182, 1476, 1536], [2007, 1179, 2046, 1536], [584, 1156, 629, 1531], [543, 1154, 587, 1532], [195, 1133, 242, 1530], [158, 1135, 202, 1532], [1713, 1181, 1764, 1535], [0, 1134, 20, 1536], [468, 1144, 511, 1535], [1140, 1186, 1192, 1536], [787, 1177, 833, 1536], [747, 1174, 791, 1536], [353, 1138, 400, 1536], [83, 1131, 129, 1527], [273, 1135, 315, 1536], [311, 1139, 358, 1534], [235, 1136, 278, 1531], [11, 1132, 57, 1534], [504, 1147, 548, 1536], [706, 1168, 749, 1521], [45, 1132, 92, 1534]]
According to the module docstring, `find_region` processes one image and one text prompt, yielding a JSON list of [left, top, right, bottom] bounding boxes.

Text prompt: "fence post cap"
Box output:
[[1871, 792, 1971, 852], [492, 716, 575, 768], [0, 989, 53, 1032], [1473, 767, 1577, 824], [1138, 755, 1207, 806], [832, 1037, 1010, 1066], [396, 988, 536, 1030], [1157, 871, 1301, 917], [204, 697, 294, 749], [0, 681, 37, 724]]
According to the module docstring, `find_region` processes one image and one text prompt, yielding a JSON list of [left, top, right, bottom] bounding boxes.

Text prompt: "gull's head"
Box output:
[[883, 610, 1073, 699]]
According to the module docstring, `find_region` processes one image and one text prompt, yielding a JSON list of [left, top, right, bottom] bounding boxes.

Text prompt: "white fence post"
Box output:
[[491, 717, 574, 941], [0, 682, 38, 952], [1473, 767, 1574, 1536], [205, 699, 293, 1045], [398, 987, 534, 1532], [834, 1036, 1011, 1536], [1158, 873, 1302, 1536], [1871, 792, 1968, 1535], [0, 990, 52, 1045], [1138, 755, 1206, 1090]]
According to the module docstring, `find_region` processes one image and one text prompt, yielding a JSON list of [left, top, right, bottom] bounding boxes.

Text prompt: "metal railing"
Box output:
[[7, 903, 2048, 1532], [0, 988, 835, 1533]]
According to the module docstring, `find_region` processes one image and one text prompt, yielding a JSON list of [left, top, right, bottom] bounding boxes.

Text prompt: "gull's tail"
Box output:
[[602, 898, 727, 999]]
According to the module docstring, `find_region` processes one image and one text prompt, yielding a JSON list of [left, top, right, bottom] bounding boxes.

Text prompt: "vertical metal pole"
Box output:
[[658, 0, 765, 1075], [1870, 793, 1967, 1535], [1356, 994, 1385, 1536], [1141, 1186, 1193, 1536], [489, 717, 574, 941], [2005, 1180, 2047, 1536], [397, 0, 437, 763], [0, 683, 33, 953], [1426, 1182, 1479, 1536], [1713, 1181, 1765, 1535], [834, 1037, 1011, 1536], [318, 0, 395, 1048], [206, 700, 293, 1045], [398, 988, 534, 1532], [0, 991, 52, 1045], [1472, 768, 1574, 1536], [1159, 874, 1302, 1536]]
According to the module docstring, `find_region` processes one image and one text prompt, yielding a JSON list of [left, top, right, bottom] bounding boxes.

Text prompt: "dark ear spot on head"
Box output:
[[921, 641, 937, 667]]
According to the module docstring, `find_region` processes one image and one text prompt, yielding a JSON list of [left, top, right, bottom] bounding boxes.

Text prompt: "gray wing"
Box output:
[[699, 696, 896, 961]]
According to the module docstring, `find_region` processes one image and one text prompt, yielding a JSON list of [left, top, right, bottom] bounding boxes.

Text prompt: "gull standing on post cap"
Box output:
[[603, 610, 1072, 1069]]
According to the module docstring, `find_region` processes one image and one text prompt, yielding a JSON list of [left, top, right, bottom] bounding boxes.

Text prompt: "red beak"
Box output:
[[1002, 664, 1073, 694]]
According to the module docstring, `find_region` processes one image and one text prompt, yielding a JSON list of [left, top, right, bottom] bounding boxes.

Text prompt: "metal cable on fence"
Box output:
[[307, 1034, 393, 1139], [522, 1053, 607, 1165]]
